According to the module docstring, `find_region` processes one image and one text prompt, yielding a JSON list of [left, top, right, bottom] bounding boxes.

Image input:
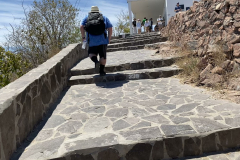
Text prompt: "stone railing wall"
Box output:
[[0, 43, 87, 160]]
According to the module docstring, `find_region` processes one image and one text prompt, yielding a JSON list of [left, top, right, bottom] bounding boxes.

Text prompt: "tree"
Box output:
[[114, 10, 130, 36], [5, 0, 80, 68], [0, 46, 30, 88]]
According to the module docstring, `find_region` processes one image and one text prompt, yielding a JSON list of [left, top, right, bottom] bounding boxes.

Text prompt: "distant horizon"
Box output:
[[0, 0, 128, 46]]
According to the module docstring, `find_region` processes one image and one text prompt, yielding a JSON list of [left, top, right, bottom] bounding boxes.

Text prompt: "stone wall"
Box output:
[[162, 0, 240, 88], [0, 43, 88, 160]]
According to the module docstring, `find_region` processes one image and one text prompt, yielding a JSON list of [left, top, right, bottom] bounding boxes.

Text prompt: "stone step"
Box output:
[[108, 37, 166, 48], [15, 78, 240, 160], [107, 45, 145, 52], [127, 34, 160, 39], [111, 33, 160, 39], [107, 38, 167, 52], [68, 66, 180, 85], [110, 35, 161, 44], [71, 57, 177, 76], [145, 42, 166, 50], [112, 34, 160, 40]]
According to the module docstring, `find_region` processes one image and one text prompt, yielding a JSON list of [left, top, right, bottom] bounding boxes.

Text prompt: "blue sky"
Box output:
[[0, 0, 128, 46]]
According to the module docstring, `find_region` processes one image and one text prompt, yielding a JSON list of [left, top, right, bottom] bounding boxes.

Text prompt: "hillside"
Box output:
[[162, 0, 240, 91]]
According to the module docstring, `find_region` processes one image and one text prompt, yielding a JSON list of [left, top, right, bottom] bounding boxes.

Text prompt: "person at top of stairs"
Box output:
[[144, 19, 150, 33], [80, 6, 113, 76], [142, 17, 146, 32], [149, 18, 153, 32], [132, 18, 137, 34], [136, 19, 142, 34]]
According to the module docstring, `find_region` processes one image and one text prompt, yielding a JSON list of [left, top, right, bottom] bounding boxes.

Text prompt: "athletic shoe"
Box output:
[[100, 71, 106, 76], [95, 62, 100, 73]]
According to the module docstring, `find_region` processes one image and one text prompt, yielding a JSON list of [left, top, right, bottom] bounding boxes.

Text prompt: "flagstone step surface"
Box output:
[[107, 38, 167, 52], [69, 66, 180, 85], [15, 78, 240, 160], [108, 37, 165, 48], [111, 32, 159, 39], [107, 44, 145, 52], [110, 35, 162, 44], [112, 33, 159, 39], [71, 49, 177, 76]]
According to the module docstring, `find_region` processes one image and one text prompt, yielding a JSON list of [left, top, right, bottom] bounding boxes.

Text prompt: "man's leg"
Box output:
[[88, 46, 100, 73], [89, 54, 100, 73], [99, 45, 107, 76]]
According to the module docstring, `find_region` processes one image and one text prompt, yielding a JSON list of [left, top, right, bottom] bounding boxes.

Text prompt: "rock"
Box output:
[[230, 34, 240, 44], [200, 64, 213, 81], [191, 118, 228, 133], [57, 121, 83, 134], [234, 14, 240, 21], [152, 141, 164, 160], [44, 115, 66, 129], [84, 117, 111, 132], [184, 138, 201, 156], [234, 21, 240, 27], [119, 127, 162, 141], [172, 103, 200, 114], [19, 136, 65, 160], [197, 57, 208, 69], [65, 133, 118, 152], [71, 154, 94, 160], [164, 137, 183, 158], [113, 120, 131, 131], [211, 66, 224, 74], [235, 58, 240, 64], [161, 125, 196, 136], [202, 134, 217, 153], [105, 108, 128, 117], [233, 43, 240, 58], [200, 74, 223, 87], [40, 81, 52, 104], [232, 61, 240, 73], [0, 104, 15, 160], [215, 3, 222, 10], [130, 121, 151, 130], [220, 60, 231, 70], [126, 143, 152, 160], [227, 78, 240, 91], [142, 114, 170, 124], [98, 149, 120, 160]]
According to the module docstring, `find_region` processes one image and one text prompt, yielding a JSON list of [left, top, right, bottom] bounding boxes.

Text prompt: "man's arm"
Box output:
[[174, 7, 178, 12], [108, 27, 112, 44], [80, 25, 86, 42]]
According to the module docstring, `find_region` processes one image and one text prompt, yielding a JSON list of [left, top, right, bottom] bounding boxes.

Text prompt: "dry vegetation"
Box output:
[[174, 43, 238, 90], [174, 45, 201, 84], [173, 43, 240, 103]]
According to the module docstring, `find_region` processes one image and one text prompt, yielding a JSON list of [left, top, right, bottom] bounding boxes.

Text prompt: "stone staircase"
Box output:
[[8, 32, 240, 160], [68, 33, 180, 86], [107, 32, 167, 52]]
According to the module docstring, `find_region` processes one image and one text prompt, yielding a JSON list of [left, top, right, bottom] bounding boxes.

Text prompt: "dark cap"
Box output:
[[177, 2, 179, 4]]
